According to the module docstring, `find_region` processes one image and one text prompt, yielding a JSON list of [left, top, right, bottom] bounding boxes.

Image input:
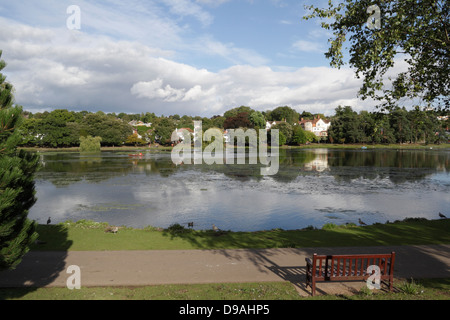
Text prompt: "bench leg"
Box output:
[[311, 279, 316, 296]]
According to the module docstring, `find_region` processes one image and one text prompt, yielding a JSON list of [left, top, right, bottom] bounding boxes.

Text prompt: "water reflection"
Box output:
[[30, 148, 450, 231]]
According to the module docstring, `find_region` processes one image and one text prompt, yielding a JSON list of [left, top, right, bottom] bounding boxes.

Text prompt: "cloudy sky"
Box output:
[[0, 0, 381, 117]]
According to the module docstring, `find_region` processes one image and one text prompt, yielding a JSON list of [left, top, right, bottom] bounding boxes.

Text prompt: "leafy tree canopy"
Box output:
[[303, 0, 449, 111]]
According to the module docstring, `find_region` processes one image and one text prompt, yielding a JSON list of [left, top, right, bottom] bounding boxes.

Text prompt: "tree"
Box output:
[[249, 111, 266, 129], [125, 134, 146, 147], [390, 107, 412, 143], [0, 51, 39, 270], [223, 106, 254, 119], [304, 0, 449, 111], [81, 113, 133, 146], [79, 135, 102, 152], [292, 126, 308, 145], [39, 109, 80, 147], [271, 122, 293, 144], [223, 112, 253, 129], [268, 106, 299, 124], [154, 118, 176, 145]]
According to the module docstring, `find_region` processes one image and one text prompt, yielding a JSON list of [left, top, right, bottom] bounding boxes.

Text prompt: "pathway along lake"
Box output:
[[30, 148, 450, 231]]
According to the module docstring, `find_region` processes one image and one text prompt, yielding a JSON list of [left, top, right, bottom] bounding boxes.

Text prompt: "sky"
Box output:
[[0, 0, 383, 117]]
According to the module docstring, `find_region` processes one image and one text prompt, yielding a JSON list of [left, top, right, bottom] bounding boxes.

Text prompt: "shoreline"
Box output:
[[20, 142, 450, 153]]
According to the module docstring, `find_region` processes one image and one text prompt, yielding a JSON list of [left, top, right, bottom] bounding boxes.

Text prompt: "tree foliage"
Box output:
[[79, 135, 102, 153], [268, 106, 299, 124], [0, 51, 39, 270], [304, 0, 449, 110]]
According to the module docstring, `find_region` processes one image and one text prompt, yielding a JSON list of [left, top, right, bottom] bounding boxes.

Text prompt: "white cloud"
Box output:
[[292, 39, 326, 53], [162, 0, 214, 27], [0, 8, 381, 117]]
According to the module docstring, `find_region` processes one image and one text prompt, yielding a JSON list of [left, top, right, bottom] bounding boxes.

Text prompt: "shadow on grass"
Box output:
[[0, 224, 72, 299], [162, 219, 450, 296]]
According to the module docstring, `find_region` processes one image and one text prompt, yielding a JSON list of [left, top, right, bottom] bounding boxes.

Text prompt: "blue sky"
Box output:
[[0, 0, 380, 117]]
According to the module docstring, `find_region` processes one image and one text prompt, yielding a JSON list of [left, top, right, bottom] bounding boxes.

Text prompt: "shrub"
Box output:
[[79, 135, 102, 152]]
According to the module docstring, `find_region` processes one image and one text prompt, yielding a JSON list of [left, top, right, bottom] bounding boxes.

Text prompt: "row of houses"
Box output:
[[128, 116, 332, 144], [171, 116, 332, 144], [266, 116, 331, 137]]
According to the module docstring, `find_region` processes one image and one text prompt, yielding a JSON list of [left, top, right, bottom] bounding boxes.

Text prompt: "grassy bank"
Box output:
[[31, 218, 450, 252], [3, 218, 448, 301], [1, 278, 449, 300], [20, 143, 450, 153]]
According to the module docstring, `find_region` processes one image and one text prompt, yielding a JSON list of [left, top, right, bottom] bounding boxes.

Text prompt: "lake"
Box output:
[[29, 148, 450, 231]]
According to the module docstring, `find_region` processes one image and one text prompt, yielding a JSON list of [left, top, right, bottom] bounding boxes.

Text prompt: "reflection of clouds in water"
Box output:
[[31, 181, 94, 223], [29, 151, 450, 231]]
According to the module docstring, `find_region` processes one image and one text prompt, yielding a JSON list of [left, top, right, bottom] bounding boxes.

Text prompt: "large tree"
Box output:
[[304, 0, 449, 110], [0, 51, 40, 270]]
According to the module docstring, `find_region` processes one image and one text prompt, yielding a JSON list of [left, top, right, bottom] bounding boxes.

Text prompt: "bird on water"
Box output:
[[358, 218, 367, 226]]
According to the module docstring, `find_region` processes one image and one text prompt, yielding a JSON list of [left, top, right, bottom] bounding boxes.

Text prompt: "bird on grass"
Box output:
[[358, 218, 367, 226], [47, 217, 51, 225], [439, 212, 447, 219]]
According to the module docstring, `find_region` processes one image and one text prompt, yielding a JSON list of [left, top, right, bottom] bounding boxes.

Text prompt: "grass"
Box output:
[[31, 218, 450, 251], [0, 282, 300, 300], [4, 218, 448, 301], [1, 278, 449, 300]]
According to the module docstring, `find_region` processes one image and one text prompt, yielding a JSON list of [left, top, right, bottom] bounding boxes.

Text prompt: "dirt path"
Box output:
[[1, 244, 449, 296]]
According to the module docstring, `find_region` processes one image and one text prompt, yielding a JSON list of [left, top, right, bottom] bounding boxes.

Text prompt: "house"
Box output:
[[223, 129, 230, 143], [298, 116, 331, 137], [173, 128, 194, 143], [265, 120, 287, 130], [128, 120, 152, 127], [132, 128, 143, 139]]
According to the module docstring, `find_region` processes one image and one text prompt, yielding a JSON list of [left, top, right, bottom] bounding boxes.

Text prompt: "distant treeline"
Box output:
[[19, 105, 449, 148]]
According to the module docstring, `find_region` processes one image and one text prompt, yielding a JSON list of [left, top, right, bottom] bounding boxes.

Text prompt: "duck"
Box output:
[[187, 222, 194, 228], [47, 217, 51, 225], [358, 218, 367, 226], [212, 224, 220, 232], [439, 212, 447, 219]]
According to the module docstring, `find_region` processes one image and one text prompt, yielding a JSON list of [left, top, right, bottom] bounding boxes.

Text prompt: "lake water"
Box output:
[[29, 148, 450, 231]]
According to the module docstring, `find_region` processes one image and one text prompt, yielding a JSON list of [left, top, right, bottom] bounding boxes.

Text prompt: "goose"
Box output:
[[439, 212, 447, 219], [358, 218, 367, 226], [47, 217, 51, 225], [111, 226, 119, 234]]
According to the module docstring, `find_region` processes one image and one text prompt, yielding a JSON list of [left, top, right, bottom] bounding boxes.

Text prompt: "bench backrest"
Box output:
[[311, 252, 395, 281]]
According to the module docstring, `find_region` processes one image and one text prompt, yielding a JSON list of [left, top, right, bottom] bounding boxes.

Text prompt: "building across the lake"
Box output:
[[298, 116, 331, 137]]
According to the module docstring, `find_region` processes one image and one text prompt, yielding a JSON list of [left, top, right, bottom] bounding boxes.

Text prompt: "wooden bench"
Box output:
[[305, 252, 395, 296]]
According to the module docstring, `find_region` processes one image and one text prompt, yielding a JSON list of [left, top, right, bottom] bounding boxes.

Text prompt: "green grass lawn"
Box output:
[[31, 218, 450, 251], [3, 218, 448, 301], [1, 278, 449, 300]]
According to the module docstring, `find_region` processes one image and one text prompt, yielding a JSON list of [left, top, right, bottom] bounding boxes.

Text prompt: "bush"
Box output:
[[79, 135, 102, 152]]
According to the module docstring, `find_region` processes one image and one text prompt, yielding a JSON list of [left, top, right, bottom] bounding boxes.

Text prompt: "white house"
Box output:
[[298, 116, 331, 137]]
